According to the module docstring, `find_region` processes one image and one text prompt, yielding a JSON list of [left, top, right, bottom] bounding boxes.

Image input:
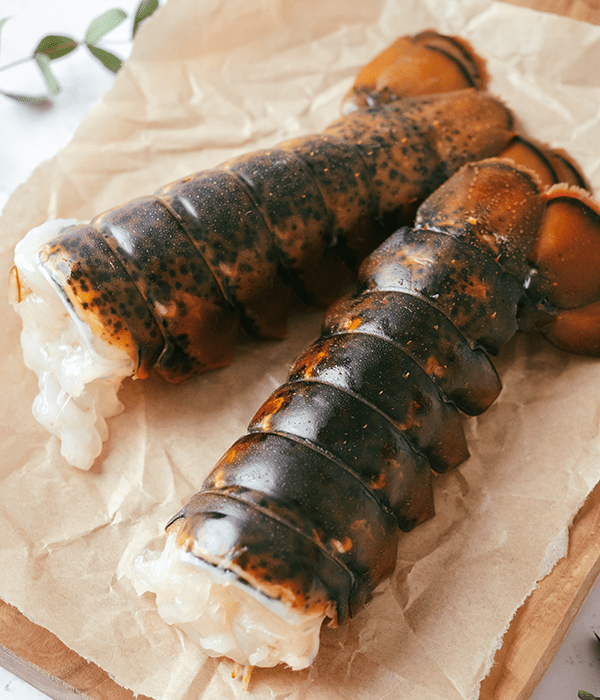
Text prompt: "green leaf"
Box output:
[[85, 8, 127, 45], [34, 52, 60, 94], [578, 691, 600, 700], [0, 89, 52, 106], [34, 35, 78, 60], [132, 0, 158, 37], [0, 17, 9, 53], [86, 44, 122, 72]]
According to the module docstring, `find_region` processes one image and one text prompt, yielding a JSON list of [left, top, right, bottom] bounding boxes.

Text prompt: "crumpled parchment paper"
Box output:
[[1, 1, 600, 699]]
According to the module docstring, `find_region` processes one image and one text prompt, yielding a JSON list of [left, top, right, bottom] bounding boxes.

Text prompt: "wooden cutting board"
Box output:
[[2, 479, 600, 700], [0, 600, 150, 700], [2, 2, 599, 699]]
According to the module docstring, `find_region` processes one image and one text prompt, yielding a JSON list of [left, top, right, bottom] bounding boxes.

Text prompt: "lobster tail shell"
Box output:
[[520, 187, 600, 356], [33, 90, 514, 384], [343, 31, 488, 113], [38, 223, 167, 378], [168, 159, 553, 626], [323, 291, 502, 416], [170, 429, 401, 621]]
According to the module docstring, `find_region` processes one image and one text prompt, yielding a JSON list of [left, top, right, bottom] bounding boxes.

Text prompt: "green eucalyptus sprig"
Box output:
[[0, 0, 158, 105], [577, 632, 600, 699]]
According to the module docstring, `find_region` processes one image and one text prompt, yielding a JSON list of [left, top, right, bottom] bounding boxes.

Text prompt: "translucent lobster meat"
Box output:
[[134, 524, 330, 672], [9, 220, 133, 469]]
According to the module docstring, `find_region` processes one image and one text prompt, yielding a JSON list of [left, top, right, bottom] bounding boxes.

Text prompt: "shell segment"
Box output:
[[91, 195, 239, 381], [248, 380, 435, 532], [323, 291, 502, 416], [359, 228, 524, 355], [155, 171, 290, 341], [37, 223, 164, 378]]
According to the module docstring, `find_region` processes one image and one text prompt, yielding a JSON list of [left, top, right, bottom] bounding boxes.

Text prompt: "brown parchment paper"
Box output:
[[1, 1, 600, 699]]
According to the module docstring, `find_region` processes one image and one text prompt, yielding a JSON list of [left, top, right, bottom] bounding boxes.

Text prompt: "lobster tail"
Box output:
[[158, 150, 600, 673], [164, 160, 549, 633], [26, 90, 514, 385]]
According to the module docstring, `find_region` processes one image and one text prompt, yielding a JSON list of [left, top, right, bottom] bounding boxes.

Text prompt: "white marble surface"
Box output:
[[1, 1, 600, 699], [0, 0, 141, 213]]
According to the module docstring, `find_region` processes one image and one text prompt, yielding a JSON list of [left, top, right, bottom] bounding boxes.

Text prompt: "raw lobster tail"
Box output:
[[31, 89, 514, 384], [10, 30, 522, 471], [166, 154, 600, 646]]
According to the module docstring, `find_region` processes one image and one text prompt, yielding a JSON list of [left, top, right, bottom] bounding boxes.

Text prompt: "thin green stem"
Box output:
[[0, 55, 32, 72]]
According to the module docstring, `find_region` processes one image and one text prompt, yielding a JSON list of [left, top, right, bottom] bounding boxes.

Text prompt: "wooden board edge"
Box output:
[[3, 479, 600, 700], [479, 478, 600, 699], [0, 639, 88, 700], [0, 598, 154, 700]]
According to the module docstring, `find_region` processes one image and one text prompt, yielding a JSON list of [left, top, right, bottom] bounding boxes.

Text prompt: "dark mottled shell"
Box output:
[[169, 159, 555, 627], [173, 488, 355, 620], [359, 228, 524, 355], [248, 380, 435, 532], [92, 195, 240, 380], [172, 430, 399, 618], [36, 90, 513, 383], [39, 224, 165, 377], [277, 134, 385, 267], [288, 332, 469, 473], [155, 170, 291, 341], [322, 290, 501, 416], [415, 159, 546, 277]]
